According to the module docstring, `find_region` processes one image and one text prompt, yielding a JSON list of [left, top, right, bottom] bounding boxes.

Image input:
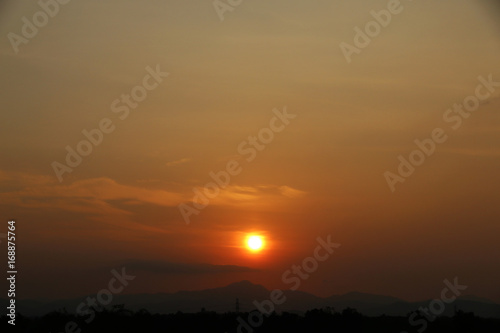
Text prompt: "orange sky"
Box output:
[[0, 0, 499, 303]]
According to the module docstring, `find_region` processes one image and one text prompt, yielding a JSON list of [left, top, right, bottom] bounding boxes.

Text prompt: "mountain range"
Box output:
[[4, 280, 500, 318]]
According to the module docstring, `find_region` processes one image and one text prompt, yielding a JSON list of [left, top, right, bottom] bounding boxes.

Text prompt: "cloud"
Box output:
[[192, 184, 307, 210], [278, 185, 307, 198], [0, 170, 185, 216], [166, 158, 191, 167], [124, 260, 260, 274], [0, 170, 307, 219], [440, 148, 500, 157]]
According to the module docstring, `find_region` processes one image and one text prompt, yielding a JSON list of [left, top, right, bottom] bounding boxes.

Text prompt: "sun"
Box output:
[[246, 235, 264, 252]]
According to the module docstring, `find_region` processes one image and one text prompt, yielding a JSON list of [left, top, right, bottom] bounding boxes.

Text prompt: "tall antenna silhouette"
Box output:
[[235, 298, 240, 313]]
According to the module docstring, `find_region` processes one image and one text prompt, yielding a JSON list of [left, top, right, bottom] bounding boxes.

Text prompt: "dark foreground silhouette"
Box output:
[[3, 306, 500, 332]]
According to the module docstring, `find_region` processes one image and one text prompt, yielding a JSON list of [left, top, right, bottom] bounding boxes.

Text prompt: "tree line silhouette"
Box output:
[[3, 305, 500, 332]]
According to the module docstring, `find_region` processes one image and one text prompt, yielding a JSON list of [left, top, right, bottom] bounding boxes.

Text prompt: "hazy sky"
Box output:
[[1, 0, 499, 303]]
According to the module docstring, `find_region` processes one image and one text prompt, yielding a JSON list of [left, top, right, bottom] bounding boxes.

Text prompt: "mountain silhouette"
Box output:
[[3, 280, 500, 318]]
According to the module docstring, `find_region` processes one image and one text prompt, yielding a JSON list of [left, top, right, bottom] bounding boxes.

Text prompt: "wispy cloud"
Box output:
[[124, 260, 260, 274], [440, 148, 500, 157], [166, 158, 192, 167], [0, 170, 185, 215], [199, 184, 307, 210], [278, 185, 307, 198]]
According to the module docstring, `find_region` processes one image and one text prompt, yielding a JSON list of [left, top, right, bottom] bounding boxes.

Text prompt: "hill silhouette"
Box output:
[[2, 280, 500, 318]]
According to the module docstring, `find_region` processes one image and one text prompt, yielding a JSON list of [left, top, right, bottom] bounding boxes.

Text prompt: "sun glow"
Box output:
[[246, 235, 264, 251]]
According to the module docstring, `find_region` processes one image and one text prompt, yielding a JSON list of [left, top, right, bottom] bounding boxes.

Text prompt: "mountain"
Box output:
[[3, 280, 500, 318]]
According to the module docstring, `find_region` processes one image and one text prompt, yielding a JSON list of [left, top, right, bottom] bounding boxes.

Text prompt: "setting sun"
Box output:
[[246, 235, 264, 251]]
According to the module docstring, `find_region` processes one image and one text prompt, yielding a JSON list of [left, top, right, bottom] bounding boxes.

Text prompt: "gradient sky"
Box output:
[[1, 0, 499, 303]]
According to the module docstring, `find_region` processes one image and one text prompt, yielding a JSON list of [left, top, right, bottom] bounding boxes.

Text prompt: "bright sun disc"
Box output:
[[247, 235, 264, 251]]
